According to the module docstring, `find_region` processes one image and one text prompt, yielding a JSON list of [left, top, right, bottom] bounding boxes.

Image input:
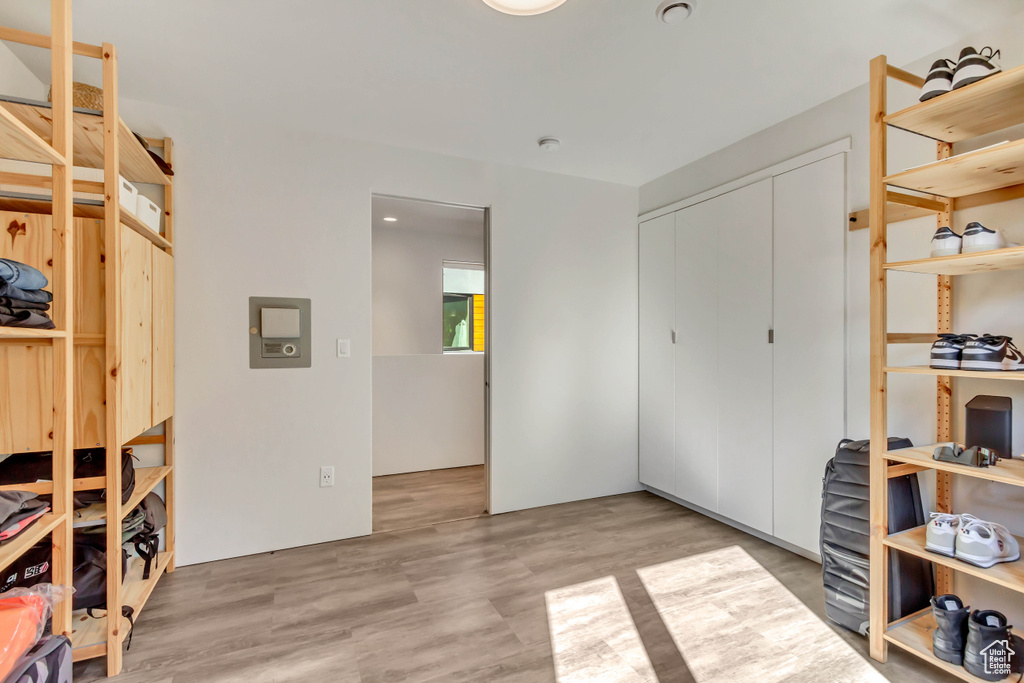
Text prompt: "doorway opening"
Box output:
[[371, 194, 490, 533]]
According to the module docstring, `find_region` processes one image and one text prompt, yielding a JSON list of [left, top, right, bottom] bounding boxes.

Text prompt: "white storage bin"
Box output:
[[135, 195, 162, 234], [118, 176, 138, 214]]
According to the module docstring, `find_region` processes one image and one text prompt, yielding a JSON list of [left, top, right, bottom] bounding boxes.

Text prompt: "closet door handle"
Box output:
[[768, 328, 774, 344], [671, 330, 677, 344]]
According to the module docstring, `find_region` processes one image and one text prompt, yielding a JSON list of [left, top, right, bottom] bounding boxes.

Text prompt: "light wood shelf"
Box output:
[[0, 513, 63, 572], [0, 104, 65, 166], [0, 328, 66, 339], [0, 192, 172, 251], [886, 444, 1024, 488], [885, 245, 1024, 275], [0, 97, 169, 186], [884, 138, 1024, 198], [886, 64, 1024, 143], [72, 466, 172, 526], [885, 525, 1024, 594], [886, 366, 1024, 381], [71, 550, 173, 660], [885, 611, 1018, 683]]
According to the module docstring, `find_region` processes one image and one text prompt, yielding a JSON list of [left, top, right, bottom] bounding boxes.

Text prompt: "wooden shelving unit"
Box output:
[[0, 2, 175, 676], [869, 54, 1024, 679]]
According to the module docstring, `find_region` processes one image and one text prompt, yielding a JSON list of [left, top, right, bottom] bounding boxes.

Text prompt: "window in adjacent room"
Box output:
[[443, 262, 485, 352]]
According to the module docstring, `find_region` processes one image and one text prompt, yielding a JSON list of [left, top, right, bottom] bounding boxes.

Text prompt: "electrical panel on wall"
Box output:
[[249, 297, 312, 368]]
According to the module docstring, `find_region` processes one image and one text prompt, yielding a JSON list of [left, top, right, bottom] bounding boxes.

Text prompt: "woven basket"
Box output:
[[47, 81, 104, 111]]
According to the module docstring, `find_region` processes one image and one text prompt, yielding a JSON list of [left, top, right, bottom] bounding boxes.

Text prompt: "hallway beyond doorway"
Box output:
[[373, 465, 486, 533]]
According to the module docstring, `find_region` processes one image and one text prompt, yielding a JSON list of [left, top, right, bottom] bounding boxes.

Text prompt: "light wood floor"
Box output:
[[372, 465, 486, 533], [73, 491, 953, 682]]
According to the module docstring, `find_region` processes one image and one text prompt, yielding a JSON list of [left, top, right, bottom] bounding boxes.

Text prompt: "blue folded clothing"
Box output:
[[0, 281, 52, 304], [0, 259, 48, 291]]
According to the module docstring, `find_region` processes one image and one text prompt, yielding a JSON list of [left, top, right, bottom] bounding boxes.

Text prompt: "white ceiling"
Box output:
[[372, 195, 485, 238], [1, 0, 1022, 186]]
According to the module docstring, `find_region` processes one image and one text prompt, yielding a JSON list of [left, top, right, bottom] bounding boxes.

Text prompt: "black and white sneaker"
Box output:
[[931, 226, 962, 257], [951, 47, 1001, 90], [931, 334, 976, 370], [920, 59, 955, 102], [961, 335, 1024, 372]]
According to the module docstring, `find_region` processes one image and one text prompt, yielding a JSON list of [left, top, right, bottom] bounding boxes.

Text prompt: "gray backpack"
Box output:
[[1, 635, 71, 683]]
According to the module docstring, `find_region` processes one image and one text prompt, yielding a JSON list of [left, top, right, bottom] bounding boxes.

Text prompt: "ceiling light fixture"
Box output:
[[482, 0, 568, 16], [383, 216, 398, 222], [656, 0, 694, 24], [538, 137, 561, 151]]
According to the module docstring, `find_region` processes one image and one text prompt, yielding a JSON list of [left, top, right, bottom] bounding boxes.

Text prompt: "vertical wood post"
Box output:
[[935, 141, 955, 595], [48, 0, 74, 638], [102, 42, 125, 677], [868, 54, 889, 663], [163, 137, 176, 572]]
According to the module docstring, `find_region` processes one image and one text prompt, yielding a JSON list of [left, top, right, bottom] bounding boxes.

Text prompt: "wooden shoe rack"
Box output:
[[0, 1, 175, 676], [868, 55, 1024, 680]]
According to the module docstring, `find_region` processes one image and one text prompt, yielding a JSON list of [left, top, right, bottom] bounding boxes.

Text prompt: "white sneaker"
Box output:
[[955, 514, 1020, 568], [931, 226, 962, 257], [961, 222, 1008, 253], [951, 47, 1001, 91], [927, 512, 961, 556]]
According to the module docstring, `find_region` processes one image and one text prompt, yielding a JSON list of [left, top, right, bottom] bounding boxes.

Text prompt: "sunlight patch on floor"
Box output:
[[545, 575, 658, 682], [637, 545, 888, 683]]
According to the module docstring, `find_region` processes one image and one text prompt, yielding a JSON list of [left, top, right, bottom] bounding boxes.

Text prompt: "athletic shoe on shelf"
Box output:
[[930, 333, 976, 370], [962, 222, 1009, 253], [955, 514, 1021, 568], [926, 512, 961, 556], [961, 335, 1024, 372], [952, 46, 1001, 90], [930, 226, 962, 257], [920, 59, 956, 101]]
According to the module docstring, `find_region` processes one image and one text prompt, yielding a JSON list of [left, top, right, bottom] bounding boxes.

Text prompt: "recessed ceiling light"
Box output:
[[538, 137, 561, 151], [482, 0, 568, 16], [656, 1, 694, 24], [383, 216, 398, 222]]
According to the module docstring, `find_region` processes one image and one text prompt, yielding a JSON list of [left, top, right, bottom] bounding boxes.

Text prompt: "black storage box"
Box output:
[[965, 395, 1012, 460]]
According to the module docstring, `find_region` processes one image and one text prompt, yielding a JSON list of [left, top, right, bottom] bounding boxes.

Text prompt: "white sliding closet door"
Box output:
[[772, 154, 846, 554], [674, 198, 719, 512], [715, 179, 775, 534], [639, 214, 676, 494]]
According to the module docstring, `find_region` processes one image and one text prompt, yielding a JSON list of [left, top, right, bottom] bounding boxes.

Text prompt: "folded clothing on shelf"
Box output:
[[0, 298, 48, 312], [0, 492, 49, 543], [0, 259, 54, 327], [0, 259, 47, 291]]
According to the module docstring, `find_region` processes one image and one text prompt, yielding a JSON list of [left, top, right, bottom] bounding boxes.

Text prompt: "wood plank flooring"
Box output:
[[372, 465, 486, 533], [73, 492, 954, 682]]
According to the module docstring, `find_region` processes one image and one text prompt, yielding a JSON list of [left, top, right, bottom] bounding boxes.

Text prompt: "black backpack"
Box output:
[[73, 449, 137, 508], [71, 535, 126, 612], [1, 635, 71, 683], [131, 494, 168, 580], [0, 448, 136, 509], [0, 542, 50, 594]]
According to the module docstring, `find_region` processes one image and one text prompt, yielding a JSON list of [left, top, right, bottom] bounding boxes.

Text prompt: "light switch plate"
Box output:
[[337, 339, 351, 358]]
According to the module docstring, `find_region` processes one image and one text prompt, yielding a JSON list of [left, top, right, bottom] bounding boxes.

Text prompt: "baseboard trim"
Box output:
[[642, 485, 822, 564]]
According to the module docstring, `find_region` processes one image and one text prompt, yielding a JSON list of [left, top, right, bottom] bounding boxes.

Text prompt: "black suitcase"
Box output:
[[820, 438, 934, 634]]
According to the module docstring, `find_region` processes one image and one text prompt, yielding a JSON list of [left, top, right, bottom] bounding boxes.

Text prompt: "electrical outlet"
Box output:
[[320, 466, 335, 488]]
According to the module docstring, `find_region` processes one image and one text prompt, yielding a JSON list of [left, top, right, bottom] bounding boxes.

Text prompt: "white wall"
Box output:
[[373, 354, 484, 476], [108, 97, 639, 565], [372, 222, 483, 357], [371, 216, 485, 476], [0, 41, 46, 100], [640, 16, 1024, 623]]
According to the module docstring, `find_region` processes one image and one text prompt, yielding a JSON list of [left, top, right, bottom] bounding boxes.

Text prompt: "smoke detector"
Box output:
[[538, 137, 561, 151], [656, 1, 694, 24]]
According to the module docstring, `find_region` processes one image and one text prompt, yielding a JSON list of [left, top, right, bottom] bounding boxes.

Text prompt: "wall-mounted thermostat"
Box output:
[[249, 297, 311, 369]]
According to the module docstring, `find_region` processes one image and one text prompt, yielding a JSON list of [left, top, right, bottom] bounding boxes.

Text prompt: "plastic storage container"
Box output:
[[135, 196, 161, 234]]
